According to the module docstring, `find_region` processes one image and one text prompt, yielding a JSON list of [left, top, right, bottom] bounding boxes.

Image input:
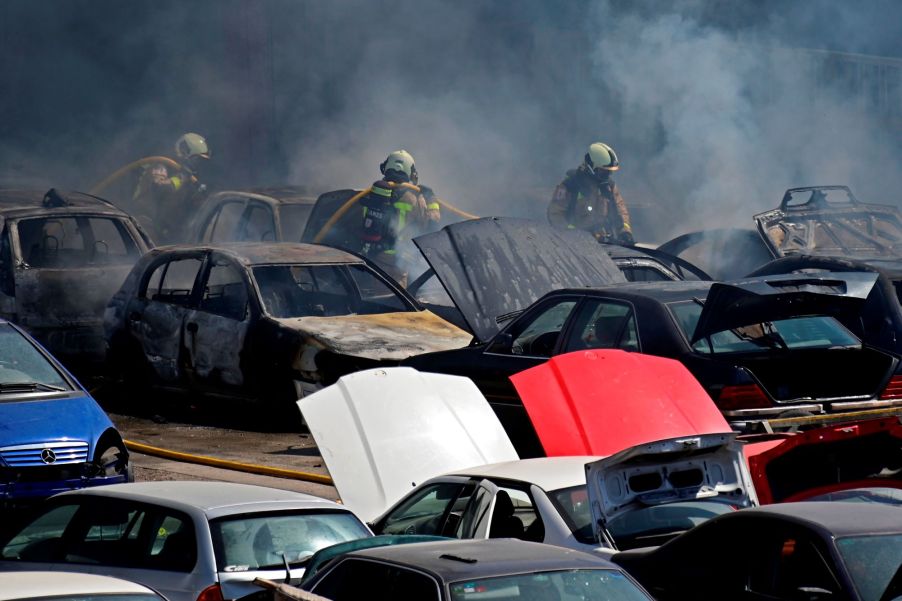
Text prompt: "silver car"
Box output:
[[0, 481, 371, 601]]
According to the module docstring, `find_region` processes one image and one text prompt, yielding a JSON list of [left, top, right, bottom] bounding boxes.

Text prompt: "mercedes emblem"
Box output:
[[40, 448, 57, 464]]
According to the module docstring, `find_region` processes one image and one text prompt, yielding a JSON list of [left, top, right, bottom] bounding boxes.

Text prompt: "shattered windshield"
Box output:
[[668, 301, 861, 354], [252, 264, 413, 318], [210, 510, 370, 571], [0, 324, 70, 393], [836, 534, 902, 601]]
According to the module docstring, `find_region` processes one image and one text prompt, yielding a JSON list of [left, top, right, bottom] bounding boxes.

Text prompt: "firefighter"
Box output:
[[548, 142, 634, 245], [132, 132, 210, 243], [359, 149, 440, 282]]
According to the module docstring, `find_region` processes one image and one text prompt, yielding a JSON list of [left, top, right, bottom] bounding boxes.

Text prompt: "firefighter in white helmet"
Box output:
[[132, 132, 211, 243], [358, 149, 440, 281], [548, 142, 634, 245]]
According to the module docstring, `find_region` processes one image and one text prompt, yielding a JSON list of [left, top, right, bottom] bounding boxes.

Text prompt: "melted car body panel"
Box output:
[[413, 217, 626, 343], [511, 350, 732, 456], [298, 367, 519, 522]]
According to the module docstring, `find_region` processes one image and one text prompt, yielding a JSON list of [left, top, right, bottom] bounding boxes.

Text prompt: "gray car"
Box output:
[[0, 481, 371, 601]]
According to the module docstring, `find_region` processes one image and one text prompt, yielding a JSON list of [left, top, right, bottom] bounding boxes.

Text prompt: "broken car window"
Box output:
[[252, 264, 412, 318], [200, 261, 248, 320], [17, 216, 138, 267], [144, 257, 203, 305]]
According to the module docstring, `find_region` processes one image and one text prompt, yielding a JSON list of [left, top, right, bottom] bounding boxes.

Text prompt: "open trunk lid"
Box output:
[[586, 433, 756, 544], [413, 218, 625, 343], [690, 272, 878, 344], [510, 350, 732, 456], [744, 416, 902, 504], [754, 186, 902, 260], [297, 367, 518, 522]]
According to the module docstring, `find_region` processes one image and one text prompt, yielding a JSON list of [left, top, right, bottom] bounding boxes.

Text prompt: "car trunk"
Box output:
[[729, 347, 896, 403]]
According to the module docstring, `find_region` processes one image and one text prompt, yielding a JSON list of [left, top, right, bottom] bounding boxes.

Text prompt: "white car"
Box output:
[[0, 571, 166, 601], [299, 361, 755, 555], [0, 482, 371, 601]]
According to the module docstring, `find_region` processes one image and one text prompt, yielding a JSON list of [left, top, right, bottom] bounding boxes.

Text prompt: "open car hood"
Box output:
[[691, 272, 878, 344], [586, 433, 756, 538], [413, 218, 625, 342], [297, 367, 518, 522], [510, 350, 732, 456], [744, 416, 902, 504], [754, 186, 902, 260]]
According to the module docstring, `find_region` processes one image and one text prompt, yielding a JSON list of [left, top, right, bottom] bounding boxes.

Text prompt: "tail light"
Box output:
[[879, 375, 902, 400], [716, 383, 771, 410], [197, 584, 224, 601]]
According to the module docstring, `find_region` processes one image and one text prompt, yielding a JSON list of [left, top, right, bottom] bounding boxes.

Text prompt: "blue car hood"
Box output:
[[0, 394, 113, 453]]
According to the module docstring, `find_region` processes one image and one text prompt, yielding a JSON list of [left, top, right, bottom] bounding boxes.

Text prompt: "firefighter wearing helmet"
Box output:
[[132, 132, 211, 243], [548, 142, 634, 245], [359, 149, 440, 282]]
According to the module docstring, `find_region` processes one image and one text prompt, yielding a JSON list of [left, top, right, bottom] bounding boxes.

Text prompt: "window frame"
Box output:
[[485, 295, 584, 358], [561, 296, 642, 353], [375, 478, 475, 537], [203, 199, 247, 243], [310, 556, 442, 601], [196, 253, 252, 321], [138, 251, 208, 306], [238, 201, 277, 243]]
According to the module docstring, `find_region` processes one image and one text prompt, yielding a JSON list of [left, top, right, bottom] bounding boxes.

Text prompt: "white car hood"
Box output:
[[587, 433, 756, 543], [297, 367, 518, 522]]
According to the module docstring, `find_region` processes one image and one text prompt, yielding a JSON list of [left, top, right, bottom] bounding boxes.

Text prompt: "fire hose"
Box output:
[[312, 182, 479, 244], [89, 156, 184, 196]]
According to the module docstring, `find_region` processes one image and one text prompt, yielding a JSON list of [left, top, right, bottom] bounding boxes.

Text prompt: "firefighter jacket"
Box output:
[[132, 160, 205, 244], [547, 166, 632, 241], [359, 180, 440, 257]]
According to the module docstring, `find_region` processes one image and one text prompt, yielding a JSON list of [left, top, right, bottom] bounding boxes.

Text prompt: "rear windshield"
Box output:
[[0, 324, 70, 392], [668, 301, 861, 354], [252, 264, 412, 318], [210, 510, 370, 572], [17, 216, 140, 267]]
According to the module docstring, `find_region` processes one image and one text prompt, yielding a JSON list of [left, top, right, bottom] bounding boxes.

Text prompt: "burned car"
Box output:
[[190, 186, 317, 245], [405, 273, 902, 453], [0, 189, 151, 372], [103, 242, 471, 405]]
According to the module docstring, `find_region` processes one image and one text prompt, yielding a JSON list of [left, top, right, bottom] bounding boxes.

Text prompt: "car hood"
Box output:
[[586, 433, 756, 537], [413, 217, 625, 343], [744, 416, 902, 504], [297, 367, 518, 522], [274, 311, 472, 360], [0, 393, 111, 451], [690, 272, 878, 343], [510, 350, 733, 456], [754, 196, 902, 260]]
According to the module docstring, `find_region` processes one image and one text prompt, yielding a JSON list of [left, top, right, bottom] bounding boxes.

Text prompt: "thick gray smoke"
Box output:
[[1, 0, 900, 243]]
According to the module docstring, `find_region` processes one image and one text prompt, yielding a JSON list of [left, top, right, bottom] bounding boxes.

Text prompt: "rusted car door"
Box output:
[[182, 253, 251, 391], [127, 253, 206, 383]]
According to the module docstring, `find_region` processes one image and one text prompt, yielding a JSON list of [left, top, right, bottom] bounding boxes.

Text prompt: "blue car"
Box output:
[[0, 319, 130, 502]]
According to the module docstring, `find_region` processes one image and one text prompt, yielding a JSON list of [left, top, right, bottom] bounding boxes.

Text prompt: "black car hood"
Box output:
[[691, 272, 879, 344], [413, 218, 626, 342]]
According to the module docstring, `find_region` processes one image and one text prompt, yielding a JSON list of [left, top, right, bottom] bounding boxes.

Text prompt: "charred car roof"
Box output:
[[0, 188, 129, 219], [146, 241, 366, 266]]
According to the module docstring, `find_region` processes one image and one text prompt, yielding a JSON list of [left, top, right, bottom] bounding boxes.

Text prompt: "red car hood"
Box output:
[[510, 350, 732, 456], [744, 416, 902, 504]]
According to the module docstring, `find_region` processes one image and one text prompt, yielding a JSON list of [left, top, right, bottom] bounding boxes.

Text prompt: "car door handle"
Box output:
[[186, 322, 198, 333]]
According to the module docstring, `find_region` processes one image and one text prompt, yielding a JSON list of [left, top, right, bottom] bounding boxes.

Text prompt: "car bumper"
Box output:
[[0, 473, 130, 501]]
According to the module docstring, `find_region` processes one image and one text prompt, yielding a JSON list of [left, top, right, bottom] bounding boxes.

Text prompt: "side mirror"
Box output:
[[487, 332, 513, 353]]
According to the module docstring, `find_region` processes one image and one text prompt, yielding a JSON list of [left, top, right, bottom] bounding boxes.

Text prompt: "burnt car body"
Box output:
[[189, 186, 317, 245], [611, 502, 902, 601], [103, 242, 471, 404], [404, 273, 902, 453], [0, 189, 151, 372]]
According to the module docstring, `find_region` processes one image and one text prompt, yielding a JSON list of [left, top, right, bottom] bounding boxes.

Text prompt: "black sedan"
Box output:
[[404, 273, 902, 456], [302, 538, 654, 601], [612, 502, 902, 601]]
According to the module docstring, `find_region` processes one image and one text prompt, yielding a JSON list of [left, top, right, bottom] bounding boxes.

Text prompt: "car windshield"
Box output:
[[549, 486, 732, 548], [449, 569, 652, 601], [0, 324, 70, 393], [17, 216, 139, 267], [210, 510, 370, 571], [835, 533, 902, 601], [668, 301, 861, 354], [252, 264, 412, 318]]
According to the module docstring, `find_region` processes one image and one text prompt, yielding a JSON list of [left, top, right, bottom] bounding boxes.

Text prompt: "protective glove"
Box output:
[[418, 185, 436, 201], [617, 228, 635, 245]]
